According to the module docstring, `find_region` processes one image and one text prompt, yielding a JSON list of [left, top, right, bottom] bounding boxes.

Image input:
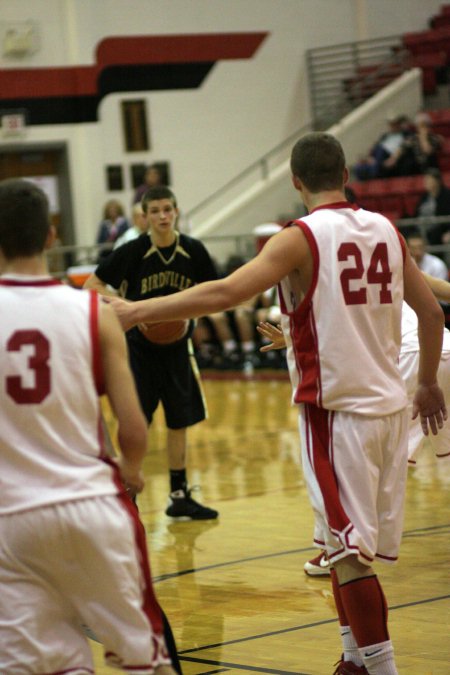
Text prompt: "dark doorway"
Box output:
[[0, 143, 74, 249]]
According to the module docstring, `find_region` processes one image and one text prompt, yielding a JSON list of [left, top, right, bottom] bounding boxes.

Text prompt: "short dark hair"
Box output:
[[141, 186, 177, 213], [0, 179, 50, 259], [290, 133, 346, 193]]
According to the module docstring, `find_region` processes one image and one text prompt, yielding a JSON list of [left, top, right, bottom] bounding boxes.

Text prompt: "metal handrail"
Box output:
[[44, 216, 450, 281], [307, 34, 405, 129]]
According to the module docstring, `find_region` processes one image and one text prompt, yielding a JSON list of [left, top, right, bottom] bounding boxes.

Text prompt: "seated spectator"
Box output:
[[415, 168, 450, 246], [133, 164, 165, 204], [406, 229, 449, 280], [114, 203, 147, 249], [391, 112, 443, 177], [353, 114, 412, 180], [192, 255, 266, 371], [96, 199, 129, 259]]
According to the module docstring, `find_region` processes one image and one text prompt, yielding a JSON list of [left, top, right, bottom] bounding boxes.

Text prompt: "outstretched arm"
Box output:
[[110, 227, 309, 331], [422, 272, 450, 303]]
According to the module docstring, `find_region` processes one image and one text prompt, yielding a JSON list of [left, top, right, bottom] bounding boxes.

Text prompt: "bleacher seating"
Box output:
[[428, 109, 450, 138], [349, 171, 450, 220], [345, 4, 450, 101], [403, 26, 450, 61], [349, 176, 421, 219], [409, 52, 446, 94]]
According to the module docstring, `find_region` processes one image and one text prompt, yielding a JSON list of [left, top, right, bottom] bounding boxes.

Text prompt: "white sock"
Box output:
[[223, 339, 237, 354], [360, 640, 397, 674], [340, 626, 363, 665], [242, 340, 255, 353]]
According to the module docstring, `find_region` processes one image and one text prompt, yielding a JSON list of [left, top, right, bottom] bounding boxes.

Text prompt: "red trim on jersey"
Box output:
[[0, 277, 62, 287], [89, 290, 104, 396], [309, 201, 359, 214], [284, 220, 323, 406], [305, 404, 352, 534], [391, 223, 407, 264]]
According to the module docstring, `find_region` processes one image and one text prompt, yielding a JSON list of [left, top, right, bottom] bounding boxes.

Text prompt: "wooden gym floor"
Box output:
[[93, 377, 450, 675]]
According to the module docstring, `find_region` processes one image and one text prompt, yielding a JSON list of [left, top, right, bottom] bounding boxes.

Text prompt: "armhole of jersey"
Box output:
[[390, 222, 407, 265], [89, 290, 105, 395], [289, 220, 319, 313]]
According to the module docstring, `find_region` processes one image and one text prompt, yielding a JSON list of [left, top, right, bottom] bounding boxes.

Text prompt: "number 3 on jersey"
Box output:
[[338, 242, 392, 305], [6, 330, 51, 404]]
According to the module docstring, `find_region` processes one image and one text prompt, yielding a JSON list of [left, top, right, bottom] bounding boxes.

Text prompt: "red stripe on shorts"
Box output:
[[305, 403, 352, 534], [117, 494, 165, 639]]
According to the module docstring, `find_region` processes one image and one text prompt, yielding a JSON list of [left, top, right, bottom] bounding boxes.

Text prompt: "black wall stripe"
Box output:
[[1, 63, 215, 125]]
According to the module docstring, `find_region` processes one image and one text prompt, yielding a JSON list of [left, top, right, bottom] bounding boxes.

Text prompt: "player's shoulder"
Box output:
[[122, 232, 150, 252], [178, 232, 210, 255]]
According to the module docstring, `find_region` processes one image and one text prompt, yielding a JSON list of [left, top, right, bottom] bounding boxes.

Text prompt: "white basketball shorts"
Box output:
[[0, 494, 171, 674], [299, 403, 409, 566]]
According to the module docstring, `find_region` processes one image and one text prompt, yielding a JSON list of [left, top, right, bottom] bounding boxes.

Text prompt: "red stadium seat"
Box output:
[[378, 194, 403, 212], [432, 14, 450, 28], [380, 210, 402, 222], [403, 194, 421, 217], [357, 195, 381, 211], [428, 109, 450, 123], [438, 155, 450, 172]]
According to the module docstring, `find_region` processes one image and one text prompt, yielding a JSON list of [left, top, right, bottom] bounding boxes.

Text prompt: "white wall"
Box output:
[[362, 0, 442, 39], [0, 0, 442, 246], [194, 68, 423, 259]]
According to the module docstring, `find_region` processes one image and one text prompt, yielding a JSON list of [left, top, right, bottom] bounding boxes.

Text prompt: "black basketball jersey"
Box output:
[[95, 231, 217, 302], [95, 231, 217, 349]]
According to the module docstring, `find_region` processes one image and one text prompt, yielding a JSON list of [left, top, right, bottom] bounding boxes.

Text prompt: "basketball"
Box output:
[[138, 320, 189, 345]]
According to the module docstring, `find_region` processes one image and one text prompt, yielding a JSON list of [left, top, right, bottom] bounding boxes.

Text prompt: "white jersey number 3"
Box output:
[[6, 330, 51, 404], [338, 242, 392, 305]]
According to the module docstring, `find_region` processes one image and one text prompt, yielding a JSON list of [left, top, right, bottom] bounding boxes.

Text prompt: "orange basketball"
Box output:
[[138, 320, 189, 345]]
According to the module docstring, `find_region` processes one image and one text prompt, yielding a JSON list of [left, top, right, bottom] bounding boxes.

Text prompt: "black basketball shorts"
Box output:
[[127, 335, 207, 429]]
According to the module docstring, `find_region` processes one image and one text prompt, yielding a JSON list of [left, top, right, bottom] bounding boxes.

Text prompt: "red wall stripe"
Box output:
[[0, 32, 268, 100], [96, 32, 268, 66]]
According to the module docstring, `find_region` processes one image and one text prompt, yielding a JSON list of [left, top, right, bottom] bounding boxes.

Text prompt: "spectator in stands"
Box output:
[[133, 164, 165, 204], [406, 229, 449, 280], [415, 168, 450, 246], [193, 255, 277, 372], [353, 114, 412, 180], [96, 199, 129, 259], [114, 203, 148, 249], [198, 255, 261, 371], [392, 112, 443, 176]]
